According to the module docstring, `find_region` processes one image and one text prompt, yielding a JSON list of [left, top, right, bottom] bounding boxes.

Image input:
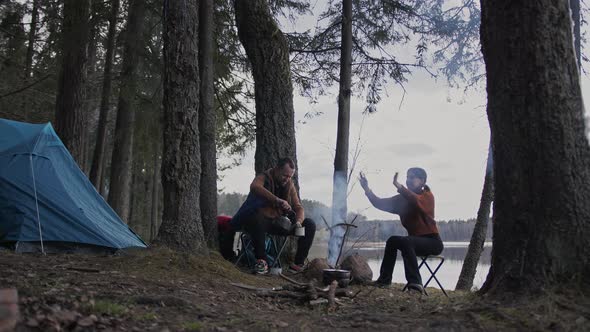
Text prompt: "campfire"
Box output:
[[230, 214, 373, 309], [231, 273, 359, 308]]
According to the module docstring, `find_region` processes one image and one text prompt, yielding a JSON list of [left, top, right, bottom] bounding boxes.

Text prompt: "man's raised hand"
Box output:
[[359, 172, 369, 192], [393, 172, 402, 190]]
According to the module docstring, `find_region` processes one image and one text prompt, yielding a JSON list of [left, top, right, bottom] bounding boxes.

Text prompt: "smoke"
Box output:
[[328, 171, 348, 266]]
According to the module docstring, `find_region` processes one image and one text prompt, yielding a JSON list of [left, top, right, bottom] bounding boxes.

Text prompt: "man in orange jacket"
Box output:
[[360, 167, 443, 293]]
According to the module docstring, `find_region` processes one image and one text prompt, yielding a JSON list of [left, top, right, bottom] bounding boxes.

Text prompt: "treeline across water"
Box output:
[[218, 193, 492, 243]]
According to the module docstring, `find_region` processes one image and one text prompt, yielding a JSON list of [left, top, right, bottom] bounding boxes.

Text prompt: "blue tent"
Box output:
[[0, 118, 147, 253]]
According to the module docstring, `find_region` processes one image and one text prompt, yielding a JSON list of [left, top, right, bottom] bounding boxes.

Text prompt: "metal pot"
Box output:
[[322, 269, 351, 288], [273, 215, 292, 233]]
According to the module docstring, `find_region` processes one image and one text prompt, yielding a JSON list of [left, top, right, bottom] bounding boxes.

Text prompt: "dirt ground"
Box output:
[[0, 248, 589, 331]]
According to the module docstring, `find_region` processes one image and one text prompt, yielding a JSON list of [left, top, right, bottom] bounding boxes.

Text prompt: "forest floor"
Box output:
[[0, 248, 589, 331]]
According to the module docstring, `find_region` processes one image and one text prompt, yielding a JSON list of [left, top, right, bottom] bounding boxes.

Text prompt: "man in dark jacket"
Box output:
[[223, 158, 316, 274]]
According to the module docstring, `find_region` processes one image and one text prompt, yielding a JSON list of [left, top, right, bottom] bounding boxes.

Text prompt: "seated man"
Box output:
[[229, 157, 316, 274]]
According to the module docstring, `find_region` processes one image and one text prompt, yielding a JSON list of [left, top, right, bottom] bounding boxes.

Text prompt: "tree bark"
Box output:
[[23, 0, 38, 81], [21, 0, 38, 121], [90, 0, 119, 191], [156, 0, 208, 254], [329, 0, 353, 267], [456, 143, 494, 291], [234, 0, 298, 181], [150, 142, 161, 242], [199, 0, 218, 249], [569, 0, 581, 69], [235, 0, 300, 261], [81, 0, 103, 175], [479, 0, 590, 295], [54, 0, 90, 167], [108, 0, 145, 222]]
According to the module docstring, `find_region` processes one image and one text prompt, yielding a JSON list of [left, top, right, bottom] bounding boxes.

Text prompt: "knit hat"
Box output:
[[408, 167, 427, 182]]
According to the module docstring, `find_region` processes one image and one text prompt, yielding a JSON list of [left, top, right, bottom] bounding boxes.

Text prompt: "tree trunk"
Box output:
[[235, 0, 300, 261], [81, 0, 102, 175], [108, 0, 145, 222], [569, 0, 581, 69], [198, 0, 218, 249], [234, 0, 298, 181], [150, 143, 161, 242], [21, 0, 38, 121], [456, 143, 494, 291], [479, 0, 590, 295], [54, 0, 90, 167], [23, 0, 38, 81], [156, 0, 208, 254], [90, 0, 119, 190], [327, 0, 353, 267]]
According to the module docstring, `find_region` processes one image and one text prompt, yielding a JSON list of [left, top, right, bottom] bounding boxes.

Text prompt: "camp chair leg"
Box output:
[[269, 236, 289, 269], [403, 256, 448, 298], [235, 233, 255, 269], [402, 256, 428, 293], [235, 233, 289, 271], [422, 257, 449, 298]]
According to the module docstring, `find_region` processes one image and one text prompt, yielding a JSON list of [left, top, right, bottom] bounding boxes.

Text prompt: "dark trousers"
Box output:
[[244, 215, 316, 265], [378, 234, 443, 285]]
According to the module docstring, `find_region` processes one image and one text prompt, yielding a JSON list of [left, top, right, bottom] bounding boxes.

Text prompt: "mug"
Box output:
[[294, 226, 305, 237]]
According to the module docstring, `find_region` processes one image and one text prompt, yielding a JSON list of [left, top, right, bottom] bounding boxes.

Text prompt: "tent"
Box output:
[[0, 118, 147, 253]]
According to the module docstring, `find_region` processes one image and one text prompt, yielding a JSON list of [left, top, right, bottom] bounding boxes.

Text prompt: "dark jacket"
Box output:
[[229, 169, 304, 230]]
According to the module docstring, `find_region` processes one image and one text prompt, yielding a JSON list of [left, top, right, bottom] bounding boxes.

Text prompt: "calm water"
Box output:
[[309, 241, 492, 291]]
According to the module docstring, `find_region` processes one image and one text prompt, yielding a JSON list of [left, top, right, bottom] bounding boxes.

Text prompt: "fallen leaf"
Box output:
[[77, 315, 97, 327], [25, 318, 39, 327]]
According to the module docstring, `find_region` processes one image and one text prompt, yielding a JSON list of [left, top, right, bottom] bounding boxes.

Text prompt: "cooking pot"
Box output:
[[273, 215, 292, 233], [322, 269, 352, 288]]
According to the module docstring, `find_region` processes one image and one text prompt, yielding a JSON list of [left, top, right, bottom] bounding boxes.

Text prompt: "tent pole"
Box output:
[[29, 154, 45, 255]]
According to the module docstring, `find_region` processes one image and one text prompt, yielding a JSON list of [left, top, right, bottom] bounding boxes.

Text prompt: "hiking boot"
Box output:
[[370, 279, 391, 288], [407, 283, 424, 294], [255, 259, 269, 275], [288, 263, 304, 273]]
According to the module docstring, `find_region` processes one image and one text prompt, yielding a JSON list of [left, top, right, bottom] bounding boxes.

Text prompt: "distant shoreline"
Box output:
[[313, 241, 493, 249]]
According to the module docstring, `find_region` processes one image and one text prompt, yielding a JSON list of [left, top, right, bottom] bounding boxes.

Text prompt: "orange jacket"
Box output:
[[365, 185, 439, 236]]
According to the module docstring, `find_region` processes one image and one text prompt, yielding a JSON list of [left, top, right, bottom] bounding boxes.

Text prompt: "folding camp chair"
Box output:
[[403, 255, 448, 297], [234, 232, 289, 270]]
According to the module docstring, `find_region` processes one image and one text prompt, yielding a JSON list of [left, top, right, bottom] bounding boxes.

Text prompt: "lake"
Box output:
[[308, 241, 492, 291]]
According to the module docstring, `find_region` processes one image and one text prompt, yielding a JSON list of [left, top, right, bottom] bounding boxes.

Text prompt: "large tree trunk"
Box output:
[[234, 0, 298, 179], [54, 0, 90, 167], [456, 143, 494, 291], [81, 0, 103, 175], [479, 0, 590, 295], [569, 0, 581, 69], [199, 0, 218, 249], [235, 0, 299, 262], [328, 0, 353, 267], [90, 0, 119, 191], [108, 0, 145, 222], [156, 0, 208, 254]]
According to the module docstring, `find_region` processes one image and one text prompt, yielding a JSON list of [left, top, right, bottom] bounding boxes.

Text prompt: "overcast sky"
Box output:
[[218, 8, 590, 222]]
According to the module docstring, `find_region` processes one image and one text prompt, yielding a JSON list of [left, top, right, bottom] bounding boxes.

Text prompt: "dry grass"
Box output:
[[1, 248, 589, 331]]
